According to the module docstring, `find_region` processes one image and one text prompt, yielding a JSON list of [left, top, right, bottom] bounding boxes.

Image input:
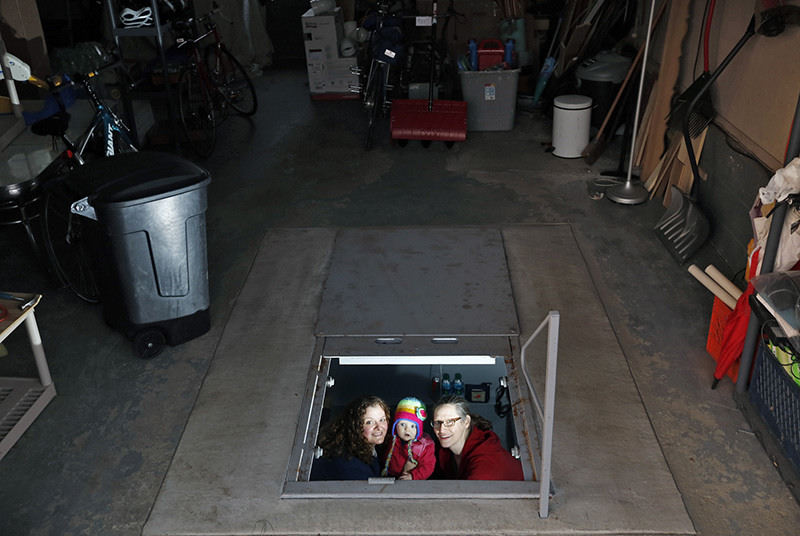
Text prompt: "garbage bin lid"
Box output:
[[70, 151, 210, 204], [554, 94, 592, 110], [576, 51, 631, 83]]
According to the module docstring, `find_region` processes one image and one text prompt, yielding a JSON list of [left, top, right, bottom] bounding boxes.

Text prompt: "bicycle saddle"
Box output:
[[31, 112, 71, 138]]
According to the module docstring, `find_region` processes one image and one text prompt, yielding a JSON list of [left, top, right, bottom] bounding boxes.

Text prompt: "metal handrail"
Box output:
[[520, 310, 559, 518]]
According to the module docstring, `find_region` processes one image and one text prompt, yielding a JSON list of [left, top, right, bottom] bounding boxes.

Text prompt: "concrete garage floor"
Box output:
[[0, 66, 799, 534]]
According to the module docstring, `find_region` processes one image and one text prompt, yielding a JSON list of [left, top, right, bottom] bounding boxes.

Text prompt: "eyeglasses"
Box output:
[[431, 417, 461, 430]]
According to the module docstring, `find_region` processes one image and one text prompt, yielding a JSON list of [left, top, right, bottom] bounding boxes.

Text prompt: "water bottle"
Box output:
[[504, 39, 514, 65], [468, 39, 478, 71], [453, 373, 464, 396], [441, 373, 452, 394]]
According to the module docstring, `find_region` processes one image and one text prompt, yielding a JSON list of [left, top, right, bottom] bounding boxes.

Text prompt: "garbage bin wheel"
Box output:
[[133, 328, 166, 359]]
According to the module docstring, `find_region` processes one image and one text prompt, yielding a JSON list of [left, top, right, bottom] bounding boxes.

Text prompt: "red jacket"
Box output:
[[435, 426, 524, 480]]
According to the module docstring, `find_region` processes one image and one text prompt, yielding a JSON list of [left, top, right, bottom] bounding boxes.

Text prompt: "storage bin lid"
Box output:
[[71, 151, 210, 205], [554, 94, 592, 110], [576, 51, 631, 83]]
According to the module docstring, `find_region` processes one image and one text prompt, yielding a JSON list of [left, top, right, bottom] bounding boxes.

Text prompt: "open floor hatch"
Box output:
[[283, 229, 558, 517]]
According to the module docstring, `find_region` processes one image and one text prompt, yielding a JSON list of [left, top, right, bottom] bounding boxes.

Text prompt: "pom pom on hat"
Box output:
[[392, 397, 427, 440]]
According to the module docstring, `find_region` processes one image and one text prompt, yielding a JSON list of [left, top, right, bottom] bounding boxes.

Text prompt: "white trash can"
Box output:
[[552, 95, 592, 158]]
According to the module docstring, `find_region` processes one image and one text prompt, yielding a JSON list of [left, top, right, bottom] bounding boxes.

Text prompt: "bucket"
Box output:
[[552, 95, 592, 158]]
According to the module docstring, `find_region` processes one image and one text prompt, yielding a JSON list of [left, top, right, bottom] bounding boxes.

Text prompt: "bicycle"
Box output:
[[171, 2, 258, 157], [26, 62, 139, 302], [356, 0, 408, 149]]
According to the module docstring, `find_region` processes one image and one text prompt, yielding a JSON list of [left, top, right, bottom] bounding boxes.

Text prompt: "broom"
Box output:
[[581, 0, 667, 164]]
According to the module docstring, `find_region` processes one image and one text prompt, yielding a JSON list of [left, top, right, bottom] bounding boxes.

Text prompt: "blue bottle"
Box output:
[[453, 373, 464, 396], [468, 39, 478, 71], [442, 373, 452, 394], [504, 39, 514, 65]]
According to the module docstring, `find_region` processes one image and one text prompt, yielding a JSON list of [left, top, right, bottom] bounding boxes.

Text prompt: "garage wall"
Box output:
[[679, 0, 800, 170]]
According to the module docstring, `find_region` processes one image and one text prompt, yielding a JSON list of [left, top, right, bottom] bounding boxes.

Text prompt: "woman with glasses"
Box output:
[[431, 394, 523, 480], [310, 395, 391, 480]]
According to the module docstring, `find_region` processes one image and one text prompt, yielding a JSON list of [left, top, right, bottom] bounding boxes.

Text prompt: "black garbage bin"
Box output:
[[576, 51, 631, 128], [70, 151, 211, 358]]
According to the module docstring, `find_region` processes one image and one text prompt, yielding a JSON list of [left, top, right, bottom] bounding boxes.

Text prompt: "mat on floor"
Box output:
[[143, 225, 694, 536]]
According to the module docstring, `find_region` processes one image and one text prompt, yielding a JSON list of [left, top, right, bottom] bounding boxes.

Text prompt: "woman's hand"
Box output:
[[398, 472, 413, 480]]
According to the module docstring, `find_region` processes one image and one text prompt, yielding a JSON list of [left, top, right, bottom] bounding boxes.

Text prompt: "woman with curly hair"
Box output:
[[310, 395, 391, 480]]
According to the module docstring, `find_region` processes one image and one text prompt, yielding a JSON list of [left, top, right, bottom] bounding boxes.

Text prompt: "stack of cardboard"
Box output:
[[302, 7, 358, 99], [642, 127, 708, 206]]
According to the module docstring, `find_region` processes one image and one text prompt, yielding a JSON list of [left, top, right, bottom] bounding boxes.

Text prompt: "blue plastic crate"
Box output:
[[750, 341, 800, 473]]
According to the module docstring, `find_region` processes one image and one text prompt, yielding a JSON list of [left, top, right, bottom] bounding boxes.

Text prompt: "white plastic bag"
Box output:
[[759, 157, 800, 204], [750, 158, 800, 275]]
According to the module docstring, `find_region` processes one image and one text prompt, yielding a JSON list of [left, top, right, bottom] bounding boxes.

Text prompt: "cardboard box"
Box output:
[[306, 57, 358, 95], [301, 7, 344, 49], [304, 39, 341, 63]]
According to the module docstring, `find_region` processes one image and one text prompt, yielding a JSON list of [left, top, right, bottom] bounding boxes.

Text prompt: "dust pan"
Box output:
[[666, 1, 717, 137], [654, 185, 710, 263], [667, 71, 715, 138]]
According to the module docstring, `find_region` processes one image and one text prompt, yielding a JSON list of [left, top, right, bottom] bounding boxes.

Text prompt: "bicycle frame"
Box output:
[[175, 14, 225, 97], [75, 82, 136, 159]]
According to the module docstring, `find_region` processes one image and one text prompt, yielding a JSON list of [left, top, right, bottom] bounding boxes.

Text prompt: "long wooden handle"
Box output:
[[591, 0, 668, 141], [688, 265, 738, 309]]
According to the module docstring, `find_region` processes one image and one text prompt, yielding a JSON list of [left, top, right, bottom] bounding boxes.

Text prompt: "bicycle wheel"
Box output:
[[40, 171, 102, 303], [363, 62, 384, 150], [178, 66, 216, 158], [205, 46, 258, 116]]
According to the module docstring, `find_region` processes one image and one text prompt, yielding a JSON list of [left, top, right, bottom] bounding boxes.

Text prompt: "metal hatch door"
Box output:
[[284, 228, 548, 503], [315, 227, 519, 338]]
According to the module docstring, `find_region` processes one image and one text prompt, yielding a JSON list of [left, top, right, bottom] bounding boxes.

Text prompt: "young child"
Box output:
[[381, 397, 435, 480]]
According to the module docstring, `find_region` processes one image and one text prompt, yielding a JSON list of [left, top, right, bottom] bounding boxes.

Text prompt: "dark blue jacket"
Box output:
[[310, 454, 381, 480]]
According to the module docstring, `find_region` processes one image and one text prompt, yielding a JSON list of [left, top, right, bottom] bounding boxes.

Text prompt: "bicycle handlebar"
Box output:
[[173, 0, 230, 36], [29, 57, 122, 92]]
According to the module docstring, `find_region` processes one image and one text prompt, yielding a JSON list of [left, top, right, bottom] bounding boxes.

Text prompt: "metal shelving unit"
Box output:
[[104, 0, 178, 145]]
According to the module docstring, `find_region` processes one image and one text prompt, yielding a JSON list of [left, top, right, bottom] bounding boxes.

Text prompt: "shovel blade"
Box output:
[[654, 186, 710, 264]]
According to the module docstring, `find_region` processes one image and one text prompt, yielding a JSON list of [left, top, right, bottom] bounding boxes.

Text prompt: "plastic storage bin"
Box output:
[[552, 95, 592, 158], [72, 151, 211, 358], [459, 69, 520, 131]]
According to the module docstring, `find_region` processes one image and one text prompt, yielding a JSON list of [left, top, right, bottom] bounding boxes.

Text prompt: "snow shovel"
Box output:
[[654, 185, 710, 263], [655, 16, 756, 263], [390, 6, 466, 144]]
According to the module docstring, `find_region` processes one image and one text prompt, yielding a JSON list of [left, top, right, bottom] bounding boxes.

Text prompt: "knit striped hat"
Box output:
[[392, 397, 427, 440]]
